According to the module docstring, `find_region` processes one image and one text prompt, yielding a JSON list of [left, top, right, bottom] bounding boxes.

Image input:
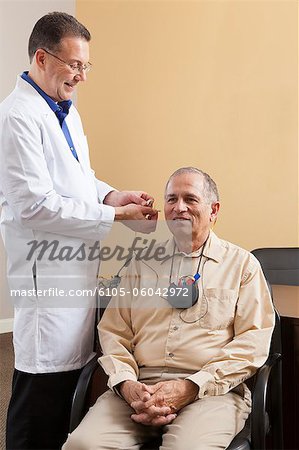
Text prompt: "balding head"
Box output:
[[165, 167, 219, 205]]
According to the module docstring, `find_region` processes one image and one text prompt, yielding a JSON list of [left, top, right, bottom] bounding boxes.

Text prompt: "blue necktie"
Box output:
[[55, 101, 79, 161]]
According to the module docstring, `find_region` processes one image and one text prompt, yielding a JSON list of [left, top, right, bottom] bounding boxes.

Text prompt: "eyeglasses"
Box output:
[[41, 48, 92, 74]]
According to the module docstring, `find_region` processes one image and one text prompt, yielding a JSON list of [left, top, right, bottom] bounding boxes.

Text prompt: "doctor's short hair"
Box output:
[[165, 167, 220, 204], [28, 12, 91, 63]]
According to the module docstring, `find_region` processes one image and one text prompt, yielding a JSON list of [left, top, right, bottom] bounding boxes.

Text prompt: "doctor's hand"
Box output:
[[104, 191, 158, 232], [114, 205, 158, 233], [104, 190, 153, 207]]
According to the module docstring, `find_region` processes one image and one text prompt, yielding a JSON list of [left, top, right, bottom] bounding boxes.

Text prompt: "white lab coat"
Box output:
[[0, 76, 115, 373]]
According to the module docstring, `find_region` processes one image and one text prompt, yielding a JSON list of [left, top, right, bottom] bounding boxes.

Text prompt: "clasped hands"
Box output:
[[119, 379, 199, 427]]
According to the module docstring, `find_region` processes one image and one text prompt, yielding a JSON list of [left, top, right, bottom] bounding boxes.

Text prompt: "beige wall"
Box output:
[[77, 0, 298, 250], [0, 0, 298, 324]]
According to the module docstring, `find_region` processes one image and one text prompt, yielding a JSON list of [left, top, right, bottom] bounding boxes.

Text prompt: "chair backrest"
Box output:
[[249, 247, 298, 450], [251, 248, 299, 286]]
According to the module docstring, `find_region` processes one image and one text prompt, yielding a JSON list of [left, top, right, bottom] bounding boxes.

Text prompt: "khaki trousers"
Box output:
[[63, 371, 251, 450]]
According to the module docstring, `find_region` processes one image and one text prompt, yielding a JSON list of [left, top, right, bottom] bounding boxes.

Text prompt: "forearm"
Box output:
[[98, 297, 139, 391], [1, 115, 115, 240], [93, 178, 116, 203], [11, 192, 115, 239], [99, 353, 138, 391], [186, 326, 273, 398]]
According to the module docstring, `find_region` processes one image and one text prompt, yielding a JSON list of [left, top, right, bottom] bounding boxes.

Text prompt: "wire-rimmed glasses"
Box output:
[[41, 48, 92, 74]]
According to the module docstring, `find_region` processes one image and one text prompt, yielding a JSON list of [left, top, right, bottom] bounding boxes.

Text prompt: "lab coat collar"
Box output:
[[16, 75, 53, 115], [20, 72, 72, 117]]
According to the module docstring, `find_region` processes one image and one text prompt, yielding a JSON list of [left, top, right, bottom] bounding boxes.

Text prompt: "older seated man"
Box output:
[[63, 167, 274, 450]]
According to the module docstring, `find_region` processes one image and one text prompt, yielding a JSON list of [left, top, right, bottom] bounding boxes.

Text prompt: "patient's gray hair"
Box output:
[[166, 167, 219, 203]]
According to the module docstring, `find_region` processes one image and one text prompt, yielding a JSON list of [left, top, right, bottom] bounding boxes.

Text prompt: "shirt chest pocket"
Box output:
[[199, 288, 238, 330]]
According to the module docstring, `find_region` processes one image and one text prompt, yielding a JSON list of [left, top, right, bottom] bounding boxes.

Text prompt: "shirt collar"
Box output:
[[203, 231, 225, 263], [21, 71, 72, 115], [163, 231, 224, 263]]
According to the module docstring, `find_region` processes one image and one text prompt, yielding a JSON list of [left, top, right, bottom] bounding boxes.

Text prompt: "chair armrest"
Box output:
[[69, 354, 100, 433], [251, 352, 281, 449]]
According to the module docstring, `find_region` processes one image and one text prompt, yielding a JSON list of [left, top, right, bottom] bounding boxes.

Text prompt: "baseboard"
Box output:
[[0, 318, 14, 334]]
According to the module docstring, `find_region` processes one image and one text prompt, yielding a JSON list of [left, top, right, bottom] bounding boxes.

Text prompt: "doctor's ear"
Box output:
[[34, 49, 47, 69]]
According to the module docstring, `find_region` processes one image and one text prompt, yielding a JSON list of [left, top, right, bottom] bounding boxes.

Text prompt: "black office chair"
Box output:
[[251, 247, 299, 449], [251, 247, 299, 286], [69, 286, 282, 450]]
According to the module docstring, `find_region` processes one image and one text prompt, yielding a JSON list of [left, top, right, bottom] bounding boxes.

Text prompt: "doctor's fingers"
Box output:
[[127, 191, 154, 205], [115, 191, 148, 206], [121, 204, 157, 219], [122, 206, 158, 233]]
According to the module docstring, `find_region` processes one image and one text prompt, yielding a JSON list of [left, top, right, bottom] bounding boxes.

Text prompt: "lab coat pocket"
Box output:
[[199, 288, 238, 330], [37, 307, 94, 369]]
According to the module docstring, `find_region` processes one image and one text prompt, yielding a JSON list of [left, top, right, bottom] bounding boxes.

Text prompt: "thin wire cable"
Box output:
[[179, 258, 209, 323]]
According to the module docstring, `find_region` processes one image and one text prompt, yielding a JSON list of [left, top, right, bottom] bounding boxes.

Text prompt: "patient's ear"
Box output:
[[210, 202, 220, 223]]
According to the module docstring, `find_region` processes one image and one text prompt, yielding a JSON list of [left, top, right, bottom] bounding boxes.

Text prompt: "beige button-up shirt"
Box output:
[[98, 232, 275, 398]]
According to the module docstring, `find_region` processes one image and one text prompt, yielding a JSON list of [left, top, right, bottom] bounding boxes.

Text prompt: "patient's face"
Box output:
[[164, 172, 218, 247]]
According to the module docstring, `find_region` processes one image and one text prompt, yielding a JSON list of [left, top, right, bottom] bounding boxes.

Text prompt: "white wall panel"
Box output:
[[0, 0, 76, 326]]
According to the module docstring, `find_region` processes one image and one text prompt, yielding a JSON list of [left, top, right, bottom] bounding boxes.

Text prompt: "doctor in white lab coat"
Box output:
[[0, 12, 157, 450]]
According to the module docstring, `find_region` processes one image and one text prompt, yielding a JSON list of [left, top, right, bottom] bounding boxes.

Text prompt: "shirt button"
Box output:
[[169, 352, 174, 358], [173, 326, 178, 331]]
